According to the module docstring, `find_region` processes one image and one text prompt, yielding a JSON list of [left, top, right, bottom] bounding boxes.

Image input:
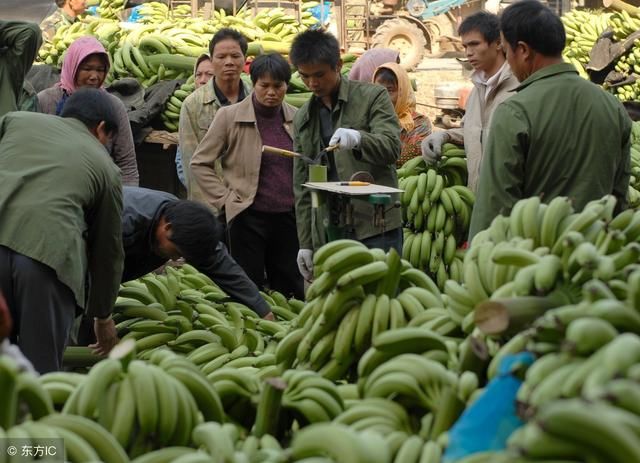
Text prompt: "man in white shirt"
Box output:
[[421, 11, 519, 192]]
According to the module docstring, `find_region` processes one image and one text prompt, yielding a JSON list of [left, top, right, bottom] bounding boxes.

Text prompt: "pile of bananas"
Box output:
[[277, 240, 450, 379], [160, 76, 195, 132], [112, 264, 295, 379], [98, 0, 127, 20], [561, 9, 611, 77], [6, 192, 640, 462], [398, 145, 475, 288], [561, 7, 640, 99], [628, 120, 640, 206]]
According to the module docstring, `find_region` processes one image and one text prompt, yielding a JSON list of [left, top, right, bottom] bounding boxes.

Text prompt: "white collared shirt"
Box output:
[[472, 60, 509, 102]]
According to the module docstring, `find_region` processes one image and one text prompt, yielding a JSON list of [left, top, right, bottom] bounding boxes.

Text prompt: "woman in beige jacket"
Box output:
[[191, 53, 303, 299]]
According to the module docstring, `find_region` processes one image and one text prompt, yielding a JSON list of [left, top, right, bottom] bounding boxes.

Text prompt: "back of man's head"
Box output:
[[500, 0, 565, 57], [60, 88, 118, 135], [163, 200, 221, 265], [290, 29, 341, 69], [459, 11, 500, 44]]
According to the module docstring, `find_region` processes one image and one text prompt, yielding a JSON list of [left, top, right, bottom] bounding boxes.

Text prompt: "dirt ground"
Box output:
[[409, 57, 474, 123]]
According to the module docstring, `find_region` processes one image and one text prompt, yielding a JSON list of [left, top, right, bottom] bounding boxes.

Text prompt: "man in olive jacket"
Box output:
[[0, 89, 123, 373], [0, 20, 41, 117], [469, 1, 631, 239], [290, 29, 402, 281]]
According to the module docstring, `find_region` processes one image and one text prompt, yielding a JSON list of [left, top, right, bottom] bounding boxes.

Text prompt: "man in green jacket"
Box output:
[[469, 0, 631, 240], [0, 21, 41, 118], [290, 29, 402, 281], [0, 88, 124, 373]]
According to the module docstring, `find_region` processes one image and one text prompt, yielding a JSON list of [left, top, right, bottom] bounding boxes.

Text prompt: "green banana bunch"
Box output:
[[289, 422, 391, 463], [281, 369, 345, 424], [0, 355, 54, 429], [286, 240, 445, 379], [398, 146, 474, 289], [98, 0, 127, 20]]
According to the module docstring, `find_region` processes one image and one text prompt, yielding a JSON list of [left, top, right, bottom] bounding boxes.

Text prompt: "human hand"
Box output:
[[421, 131, 450, 165], [329, 128, 361, 150], [90, 317, 118, 356], [297, 249, 314, 282], [262, 311, 275, 321]]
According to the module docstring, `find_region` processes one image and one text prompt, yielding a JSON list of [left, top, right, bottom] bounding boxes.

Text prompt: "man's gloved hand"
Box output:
[[297, 249, 314, 282], [329, 128, 361, 150], [421, 131, 450, 165]]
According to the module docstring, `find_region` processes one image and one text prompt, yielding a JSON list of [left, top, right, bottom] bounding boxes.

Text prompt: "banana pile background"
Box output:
[[4, 192, 640, 462], [561, 7, 640, 101], [36, 1, 326, 130], [398, 144, 475, 289]]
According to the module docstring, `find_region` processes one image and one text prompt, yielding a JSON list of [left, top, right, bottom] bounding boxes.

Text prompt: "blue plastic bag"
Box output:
[[443, 352, 535, 462], [308, 1, 332, 26]]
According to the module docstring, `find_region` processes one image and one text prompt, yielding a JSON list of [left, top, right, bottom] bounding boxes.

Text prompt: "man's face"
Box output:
[[155, 221, 182, 260], [211, 39, 245, 84], [67, 0, 86, 15], [461, 30, 501, 74], [502, 32, 529, 82], [297, 61, 342, 99]]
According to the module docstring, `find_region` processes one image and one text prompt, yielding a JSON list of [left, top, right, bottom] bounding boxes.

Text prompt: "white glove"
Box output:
[[297, 249, 314, 282], [329, 128, 361, 150], [1, 339, 37, 375], [421, 131, 450, 165]]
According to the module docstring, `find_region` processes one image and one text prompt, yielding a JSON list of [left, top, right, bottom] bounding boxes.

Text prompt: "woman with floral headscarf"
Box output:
[[373, 62, 432, 167], [38, 36, 139, 186]]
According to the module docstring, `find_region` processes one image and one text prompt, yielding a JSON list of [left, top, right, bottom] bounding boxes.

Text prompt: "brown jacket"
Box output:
[[190, 94, 297, 222]]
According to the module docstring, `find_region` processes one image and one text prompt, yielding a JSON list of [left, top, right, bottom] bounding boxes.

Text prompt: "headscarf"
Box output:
[[373, 62, 416, 132], [58, 36, 110, 94], [348, 48, 400, 83], [194, 53, 211, 74]]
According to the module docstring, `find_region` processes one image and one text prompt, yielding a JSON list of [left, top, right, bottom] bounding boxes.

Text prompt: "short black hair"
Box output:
[[459, 11, 500, 44], [60, 88, 118, 134], [249, 53, 291, 84], [290, 29, 340, 68], [209, 28, 248, 57], [55, 0, 65, 7], [373, 67, 397, 86], [163, 200, 221, 265], [500, 0, 565, 57]]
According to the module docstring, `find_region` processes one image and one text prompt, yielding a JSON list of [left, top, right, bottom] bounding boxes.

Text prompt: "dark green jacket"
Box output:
[[293, 77, 402, 249], [0, 112, 124, 318], [469, 63, 632, 239], [0, 21, 42, 118]]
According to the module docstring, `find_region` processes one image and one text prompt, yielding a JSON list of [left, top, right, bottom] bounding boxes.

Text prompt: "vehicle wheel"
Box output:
[[371, 18, 428, 71]]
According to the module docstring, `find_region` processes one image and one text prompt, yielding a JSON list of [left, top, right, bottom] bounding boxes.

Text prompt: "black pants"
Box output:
[[0, 246, 76, 373], [228, 208, 304, 300]]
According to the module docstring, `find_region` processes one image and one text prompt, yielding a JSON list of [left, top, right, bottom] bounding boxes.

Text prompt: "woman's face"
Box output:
[[375, 75, 398, 106], [75, 54, 107, 89], [253, 74, 287, 108], [195, 59, 215, 89]]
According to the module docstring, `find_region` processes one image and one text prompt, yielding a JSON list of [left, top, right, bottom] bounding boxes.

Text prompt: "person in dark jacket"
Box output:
[[119, 186, 272, 320], [78, 186, 273, 345]]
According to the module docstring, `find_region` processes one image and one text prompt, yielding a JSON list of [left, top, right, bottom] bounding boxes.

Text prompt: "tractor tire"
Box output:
[[371, 18, 427, 71]]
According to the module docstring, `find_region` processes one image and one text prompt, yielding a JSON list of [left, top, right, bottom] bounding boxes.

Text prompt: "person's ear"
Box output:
[[336, 59, 343, 74], [519, 41, 533, 61], [94, 120, 111, 145]]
